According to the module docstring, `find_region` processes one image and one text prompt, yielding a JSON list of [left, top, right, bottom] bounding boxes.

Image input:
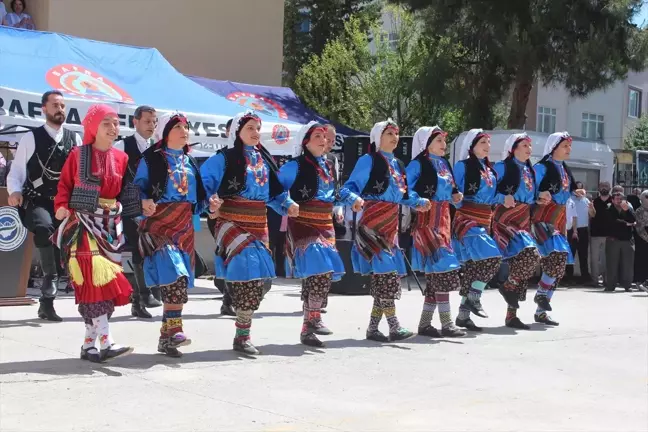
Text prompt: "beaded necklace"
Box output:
[[379, 152, 406, 193], [163, 150, 189, 195], [245, 149, 268, 187]]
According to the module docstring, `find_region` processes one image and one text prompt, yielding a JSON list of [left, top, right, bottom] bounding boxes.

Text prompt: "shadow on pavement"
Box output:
[[0, 338, 409, 377], [0, 349, 255, 377]]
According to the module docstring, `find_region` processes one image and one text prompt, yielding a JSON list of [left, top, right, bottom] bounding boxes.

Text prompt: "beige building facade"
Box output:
[[3, 0, 285, 86]]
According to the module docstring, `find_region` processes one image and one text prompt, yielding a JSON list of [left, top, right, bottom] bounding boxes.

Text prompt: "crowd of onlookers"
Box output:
[[563, 181, 648, 292], [0, 0, 35, 30]]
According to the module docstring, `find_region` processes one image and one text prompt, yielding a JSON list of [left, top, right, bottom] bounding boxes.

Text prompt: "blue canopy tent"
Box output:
[[0, 27, 301, 155], [187, 75, 366, 136]]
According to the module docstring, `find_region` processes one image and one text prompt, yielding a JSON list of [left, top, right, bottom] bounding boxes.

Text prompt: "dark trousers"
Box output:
[[566, 227, 590, 281], [23, 201, 58, 248], [605, 238, 634, 290], [122, 218, 143, 265], [271, 231, 286, 277]]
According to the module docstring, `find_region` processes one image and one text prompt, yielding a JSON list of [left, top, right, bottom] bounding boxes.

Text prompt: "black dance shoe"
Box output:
[[455, 317, 483, 332], [534, 313, 559, 326], [233, 339, 260, 356], [366, 329, 389, 342], [80, 347, 103, 363], [418, 325, 442, 338], [505, 317, 530, 330], [300, 332, 324, 347]]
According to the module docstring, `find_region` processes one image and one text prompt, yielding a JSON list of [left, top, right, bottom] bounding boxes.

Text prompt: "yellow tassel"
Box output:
[[68, 257, 84, 285], [67, 242, 84, 285], [88, 236, 123, 287], [91, 255, 123, 287]]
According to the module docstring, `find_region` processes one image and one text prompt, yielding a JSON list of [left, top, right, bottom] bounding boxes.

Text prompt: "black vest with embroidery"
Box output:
[[496, 158, 536, 196], [122, 135, 143, 184], [68, 145, 101, 212], [461, 156, 496, 197], [216, 146, 283, 200], [537, 159, 577, 195], [413, 153, 457, 199], [290, 155, 335, 203], [141, 145, 206, 210], [25, 126, 75, 199], [360, 153, 409, 200]]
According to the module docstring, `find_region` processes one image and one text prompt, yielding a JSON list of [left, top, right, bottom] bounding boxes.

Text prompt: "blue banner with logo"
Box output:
[[187, 75, 366, 136], [0, 26, 298, 123]]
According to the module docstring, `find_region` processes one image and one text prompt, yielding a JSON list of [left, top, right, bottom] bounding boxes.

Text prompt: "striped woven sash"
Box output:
[[412, 200, 452, 257], [492, 203, 531, 251], [453, 201, 493, 241], [355, 200, 399, 261], [213, 196, 268, 265]]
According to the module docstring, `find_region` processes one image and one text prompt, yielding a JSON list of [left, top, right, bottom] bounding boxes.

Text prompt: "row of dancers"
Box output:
[[7, 91, 577, 362]]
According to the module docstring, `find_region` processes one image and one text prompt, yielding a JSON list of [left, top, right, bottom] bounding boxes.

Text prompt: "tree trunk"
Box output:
[[507, 67, 535, 129]]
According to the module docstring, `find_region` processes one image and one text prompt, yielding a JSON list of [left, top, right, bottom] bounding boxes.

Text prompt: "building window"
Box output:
[[537, 106, 556, 134], [629, 88, 642, 118], [581, 113, 604, 140]]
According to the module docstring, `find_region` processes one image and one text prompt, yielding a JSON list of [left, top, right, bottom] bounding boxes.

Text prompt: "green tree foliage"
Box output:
[[625, 115, 648, 150], [283, 0, 381, 86], [294, 17, 374, 131], [390, 0, 648, 129], [294, 6, 465, 134]]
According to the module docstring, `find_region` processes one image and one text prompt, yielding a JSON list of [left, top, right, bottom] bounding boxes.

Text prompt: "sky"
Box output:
[[634, 1, 648, 27]]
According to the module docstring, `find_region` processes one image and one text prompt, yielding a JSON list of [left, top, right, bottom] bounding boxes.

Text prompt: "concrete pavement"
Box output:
[[1, 280, 647, 432]]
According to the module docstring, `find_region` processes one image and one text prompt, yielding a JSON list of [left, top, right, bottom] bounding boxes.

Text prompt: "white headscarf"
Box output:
[[292, 121, 321, 157], [153, 111, 181, 143], [369, 118, 399, 149], [502, 132, 531, 160], [412, 126, 444, 159], [228, 110, 262, 147], [458, 128, 485, 161], [543, 131, 571, 157]]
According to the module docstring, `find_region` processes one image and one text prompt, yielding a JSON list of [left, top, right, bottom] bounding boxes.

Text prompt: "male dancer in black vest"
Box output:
[[114, 105, 162, 318], [7, 91, 82, 321]]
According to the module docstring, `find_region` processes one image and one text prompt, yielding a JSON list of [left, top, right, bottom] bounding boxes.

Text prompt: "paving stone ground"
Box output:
[[1, 279, 646, 432]]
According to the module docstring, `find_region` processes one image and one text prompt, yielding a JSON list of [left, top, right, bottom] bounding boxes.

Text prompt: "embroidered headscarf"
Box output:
[[153, 112, 189, 151], [543, 131, 572, 157], [82, 104, 118, 145], [458, 128, 490, 161], [293, 121, 326, 157], [369, 118, 399, 153], [502, 132, 531, 160], [229, 110, 262, 148], [412, 126, 446, 159]]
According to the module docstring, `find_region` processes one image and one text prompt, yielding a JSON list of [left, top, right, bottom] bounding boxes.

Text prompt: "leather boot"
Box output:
[[37, 247, 62, 322], [134, 263, 161, 308], [131, 294, 152, 319], [220, 283, 236, 316]]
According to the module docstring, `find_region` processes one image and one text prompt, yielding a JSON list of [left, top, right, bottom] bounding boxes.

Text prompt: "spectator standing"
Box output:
[[565, 182, 594, 285], [604, 192, 636, 292], [589, 181, 612, 286], [113, 106, 161, 319], [2, 0, 35, 29], [627, 187, 642, 211], [633, 191, 648, 292]]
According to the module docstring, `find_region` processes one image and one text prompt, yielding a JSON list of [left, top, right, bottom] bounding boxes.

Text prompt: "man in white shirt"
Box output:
[[113, 106, 161, 318], [7, 90, 82, 321], [565, 182, 595, 285]]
